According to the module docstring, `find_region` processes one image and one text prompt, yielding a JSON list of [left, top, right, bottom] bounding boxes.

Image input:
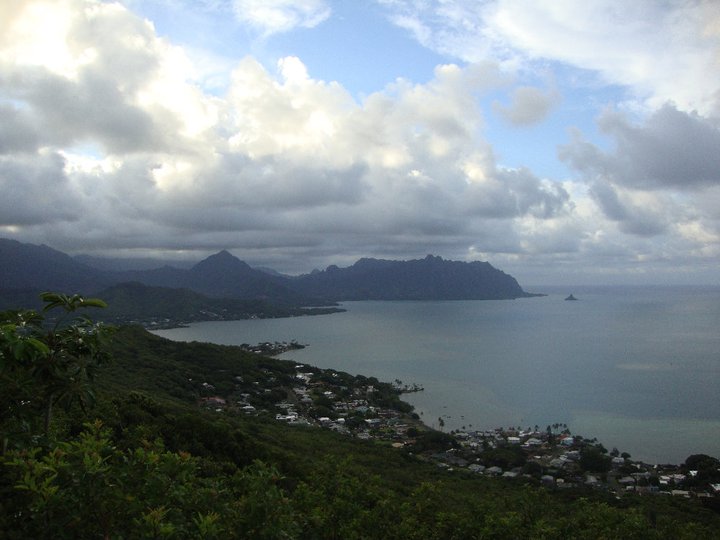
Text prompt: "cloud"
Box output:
[[0, 104, 39, 153], [493, 85, 558, 126], [378, 0, 493, 63], [380, 0, 720, 116], [597, 106, 720, 190], [0, 151, 81, 226], [0, 0, 215, 155], [232, 0, 331, 36], [0, 2, 568, 261], [559, 105, 720, 191], [463, 167, 570, 219], [557, 104, 720, 257], [589, 180, 670, 237], [0, 0, 718, 284]]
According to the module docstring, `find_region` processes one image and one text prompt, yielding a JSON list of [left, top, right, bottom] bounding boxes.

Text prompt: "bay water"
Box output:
[[153, 286, 720, 464]]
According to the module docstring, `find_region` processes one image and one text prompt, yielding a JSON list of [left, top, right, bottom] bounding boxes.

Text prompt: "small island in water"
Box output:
[[565, 293, 578, 301]]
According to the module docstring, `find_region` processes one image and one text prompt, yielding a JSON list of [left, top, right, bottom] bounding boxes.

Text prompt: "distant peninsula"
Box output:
[[291, 254, 540, 301]]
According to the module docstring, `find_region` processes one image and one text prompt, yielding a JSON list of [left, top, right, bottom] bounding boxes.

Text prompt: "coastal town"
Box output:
[[197, 342, 720, 503]]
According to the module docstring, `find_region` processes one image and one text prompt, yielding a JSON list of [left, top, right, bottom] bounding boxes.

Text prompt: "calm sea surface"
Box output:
[[153, 286, 720, 464]]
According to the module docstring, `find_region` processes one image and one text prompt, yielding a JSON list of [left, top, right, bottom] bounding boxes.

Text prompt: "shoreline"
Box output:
[[198, 336, 718, 498]]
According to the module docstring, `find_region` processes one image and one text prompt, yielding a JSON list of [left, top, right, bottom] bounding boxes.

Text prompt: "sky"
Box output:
[[1, 0, 720, 285]]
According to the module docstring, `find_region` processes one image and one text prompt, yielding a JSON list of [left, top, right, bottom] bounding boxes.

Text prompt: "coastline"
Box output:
[[194, 335, 718, 499]]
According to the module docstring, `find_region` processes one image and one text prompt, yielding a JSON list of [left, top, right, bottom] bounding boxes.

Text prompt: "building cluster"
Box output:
[[431, 427, 720, 499], [199, 361, 420, 442], [196, 351, 719, 500]]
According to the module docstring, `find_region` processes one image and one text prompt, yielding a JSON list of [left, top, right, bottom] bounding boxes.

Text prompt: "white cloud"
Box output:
[[380, 0, 720, 116], [0, 0, 218, 155], [232, 0, 331, 36]]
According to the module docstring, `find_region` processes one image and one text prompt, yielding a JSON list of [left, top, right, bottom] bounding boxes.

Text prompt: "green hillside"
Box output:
[[1, 297, 718, 538]]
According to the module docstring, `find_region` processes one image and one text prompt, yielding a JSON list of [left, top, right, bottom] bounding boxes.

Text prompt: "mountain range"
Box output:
[[0, 238, 535, 313]]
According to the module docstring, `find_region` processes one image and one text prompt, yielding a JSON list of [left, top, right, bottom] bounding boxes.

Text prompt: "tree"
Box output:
[[0, 292, 111, 447], [579, 446, 612, 473], [683, 454, 720, 487]]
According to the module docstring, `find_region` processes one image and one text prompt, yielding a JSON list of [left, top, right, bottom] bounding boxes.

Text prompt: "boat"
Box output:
[[565, 294, 578, 301]]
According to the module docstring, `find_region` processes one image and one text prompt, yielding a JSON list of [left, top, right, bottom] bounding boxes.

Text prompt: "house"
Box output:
[[446, 456, 469, 467], [560, 436, 575, 446], [541, 475, 555, 485], [201, 396, 226, 406], [585, 475, 600, 486]]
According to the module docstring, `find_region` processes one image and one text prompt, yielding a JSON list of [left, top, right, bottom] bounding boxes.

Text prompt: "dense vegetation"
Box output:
[[1, 295, 719, 538]]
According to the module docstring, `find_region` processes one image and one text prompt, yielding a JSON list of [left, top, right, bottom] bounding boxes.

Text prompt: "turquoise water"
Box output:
[[153, 286, 720, 464]]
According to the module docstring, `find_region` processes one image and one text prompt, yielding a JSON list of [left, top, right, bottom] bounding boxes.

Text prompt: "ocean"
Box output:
[[152, 286, 720, 464]]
